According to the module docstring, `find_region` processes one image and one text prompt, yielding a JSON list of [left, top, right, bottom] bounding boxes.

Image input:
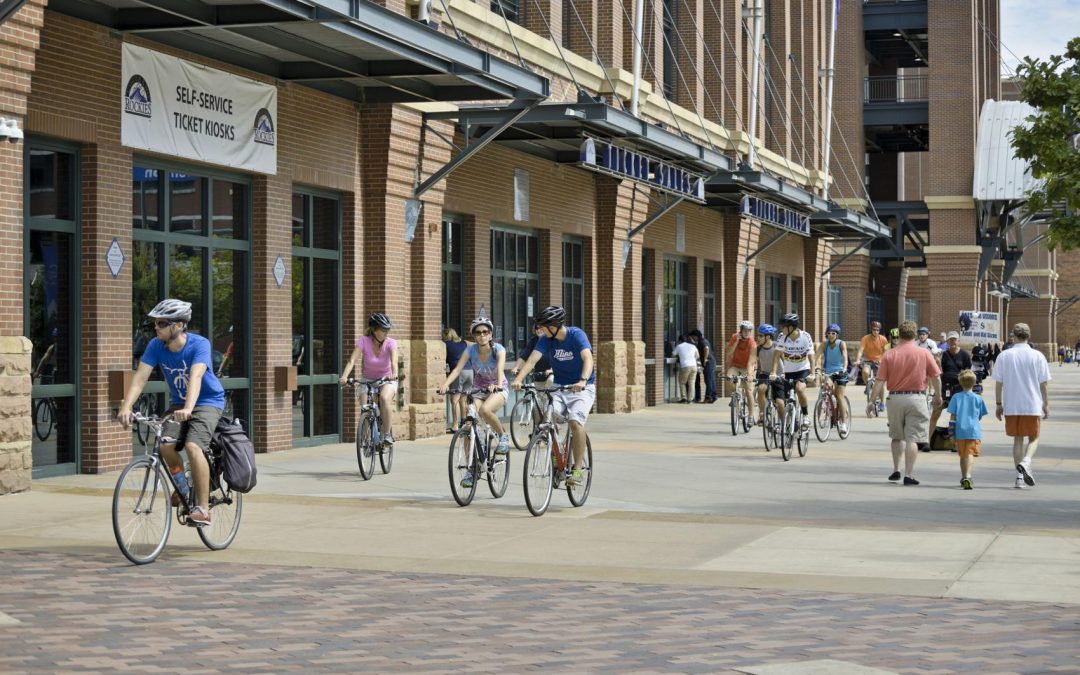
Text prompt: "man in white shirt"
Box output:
[[990, 322, 1050, 488], [915, 326, 940, 355], [672, 335, 701, 403]]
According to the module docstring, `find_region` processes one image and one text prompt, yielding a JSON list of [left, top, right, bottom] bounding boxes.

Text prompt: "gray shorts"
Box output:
[[552, 384, 596, 425], [448, 369, 474, 391], [165, 405, 224, 452]]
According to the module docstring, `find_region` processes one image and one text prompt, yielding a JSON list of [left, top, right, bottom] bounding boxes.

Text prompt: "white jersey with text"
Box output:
[[775, 330, 815, 374]]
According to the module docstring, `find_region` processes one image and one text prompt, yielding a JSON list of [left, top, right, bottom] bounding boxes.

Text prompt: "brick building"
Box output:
[[1, 0, 884, 490], [822, 0, 1061, 353]]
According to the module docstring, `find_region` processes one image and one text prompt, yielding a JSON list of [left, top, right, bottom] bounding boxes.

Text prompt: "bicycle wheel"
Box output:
[[837, 396, 852, 439], [566, 433, 593, 507], [487, 444, 510, 498], [813, 396, 832, 443], [740, 396, 752, 433], [197, 479, 243, 551], [729, 393, 739, 436], [762, 402, 775, 452], [356, 414, 376, 480], [522, 431, 554, 516], [510, 396, 534, 450], [33, 398, 53, 442], [780, 408, 793, 461], [379, 438, 394, 474], [448, 426, 477, 506], [112, 458, 172, 565], [797, 410, 809, 458]]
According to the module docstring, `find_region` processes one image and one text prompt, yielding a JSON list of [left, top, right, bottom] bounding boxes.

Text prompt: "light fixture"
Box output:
[[0, 117, 23, 143]]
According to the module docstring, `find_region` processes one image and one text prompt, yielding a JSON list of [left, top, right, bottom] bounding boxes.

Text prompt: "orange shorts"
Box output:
[[954, 439, 981, 458], [1005, 415, 1041, 438]]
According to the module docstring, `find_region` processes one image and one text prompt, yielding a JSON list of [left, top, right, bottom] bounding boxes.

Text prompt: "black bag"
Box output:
[[212, 417, 257, 493]]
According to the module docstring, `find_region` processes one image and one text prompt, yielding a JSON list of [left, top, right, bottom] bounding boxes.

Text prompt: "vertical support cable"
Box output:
[[745, 0, 764, 169], [631, 0, 645, 116], [822, 0, 839, 200]]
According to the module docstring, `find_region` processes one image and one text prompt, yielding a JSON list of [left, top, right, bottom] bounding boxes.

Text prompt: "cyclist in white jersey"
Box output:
[[770, 312, 815, 430]]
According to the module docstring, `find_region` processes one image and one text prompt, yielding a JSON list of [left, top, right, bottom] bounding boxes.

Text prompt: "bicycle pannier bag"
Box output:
[[213, 418, 257, 493]]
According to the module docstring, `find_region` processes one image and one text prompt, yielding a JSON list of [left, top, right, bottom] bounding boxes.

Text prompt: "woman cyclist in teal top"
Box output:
[[816, 323, 850, 434]]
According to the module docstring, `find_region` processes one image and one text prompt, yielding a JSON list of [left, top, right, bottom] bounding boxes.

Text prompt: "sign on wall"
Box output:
[[121, 43, 277, 175], [579, 138, 706, 203], [741, 196, 810, 236], [959, 310, 1000, 343]]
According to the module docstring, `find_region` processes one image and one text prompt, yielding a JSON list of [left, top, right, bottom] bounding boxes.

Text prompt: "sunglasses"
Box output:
[[154, 320, 175, 329], [473, 329, 491, 336]]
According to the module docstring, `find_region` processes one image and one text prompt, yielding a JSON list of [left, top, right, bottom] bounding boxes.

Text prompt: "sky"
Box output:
[[999, 0, 1079, 75]]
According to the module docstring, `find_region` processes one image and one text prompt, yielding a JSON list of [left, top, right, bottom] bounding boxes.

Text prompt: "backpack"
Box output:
[[212, 417, 257, 493]]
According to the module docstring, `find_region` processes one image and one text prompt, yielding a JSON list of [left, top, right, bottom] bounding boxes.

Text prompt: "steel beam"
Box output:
[[627, 197, 683, 240], [822, 238, 876, 277]]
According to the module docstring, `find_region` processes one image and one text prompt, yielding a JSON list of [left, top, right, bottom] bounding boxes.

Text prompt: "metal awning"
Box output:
[[50, 0, 549, 104], [1, 0, 29, 25], [707, 170, 889, 240], [427, 101, 732, 174]]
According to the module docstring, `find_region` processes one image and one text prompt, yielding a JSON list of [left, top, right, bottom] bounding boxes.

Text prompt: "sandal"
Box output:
[[445, 427, 454, 434]]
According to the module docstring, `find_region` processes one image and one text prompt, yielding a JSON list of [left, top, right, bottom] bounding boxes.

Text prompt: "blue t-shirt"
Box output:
[[822, 340, 845, 373], [445, 339, 468, 371], [141, 332, 226, 409], [946, 390, 987, 440], [536, 326, 595, 386]]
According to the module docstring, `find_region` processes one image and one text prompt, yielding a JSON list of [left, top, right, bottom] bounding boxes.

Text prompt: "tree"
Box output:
[[1011, 37, 1080, 250]]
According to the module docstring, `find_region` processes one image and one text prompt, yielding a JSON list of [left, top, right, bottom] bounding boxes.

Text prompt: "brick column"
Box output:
[[523, 0, 562, 42], [251, 172, 293, 453], [1008, 298, 1055, 357], [924, 247, 981, 334], [830, 0, 865, 200], [643, 248, 665, 405], [801, 237, 828, 340], [673, 0, 704, 113], [539, 229, 561, 310], [828, 247, 870, 336]]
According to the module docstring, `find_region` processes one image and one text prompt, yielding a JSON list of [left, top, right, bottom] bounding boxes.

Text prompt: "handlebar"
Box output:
[[126, 411, 177, 432], [342, 378, 392, 388]]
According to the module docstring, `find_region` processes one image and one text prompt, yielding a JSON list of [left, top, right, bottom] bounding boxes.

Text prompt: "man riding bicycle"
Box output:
[[117, 299, 226, 526], [815, 323, 850, 434], [856, 321, 888, 409], [510, 305, 594, 487], [770, 313, 815, 430]]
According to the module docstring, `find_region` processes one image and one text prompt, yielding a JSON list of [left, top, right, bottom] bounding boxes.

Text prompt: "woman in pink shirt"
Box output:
[[340, 312, 399, 445]]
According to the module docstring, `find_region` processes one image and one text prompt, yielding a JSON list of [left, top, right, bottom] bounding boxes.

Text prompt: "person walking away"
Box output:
[[990, 322, 1050, 489], [442, 328, 472, 433], [341, 313, 400, 448], [815, 323, 850, 434], [689, 329, 717, 403], [928, 331, 971, 449], [1057, 344, 1065, 366], [868, 320, 942, 486], [948, 369, 987, 490], [672, 335, 700, 403], [117, 299, 226, 526], [725, 321, 758, 421]]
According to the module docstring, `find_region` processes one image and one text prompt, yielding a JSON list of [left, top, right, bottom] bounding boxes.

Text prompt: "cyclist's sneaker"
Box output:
[[800, 417, 810, 432], [1014, 476, 1025, 489], [383, 433, 394, 447], [188, 506, 212, 527], [496, 434, 510, 455], [837, 421, 848, 435], [877, 401, 885, 413], [460, 472, 475, 488], [566, 468, 584, 486], [961, 477, 973, 490]]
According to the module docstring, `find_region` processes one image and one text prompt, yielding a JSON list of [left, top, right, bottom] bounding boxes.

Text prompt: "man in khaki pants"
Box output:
[[672, 335, 700, 403], [868, 320, 943, 485]]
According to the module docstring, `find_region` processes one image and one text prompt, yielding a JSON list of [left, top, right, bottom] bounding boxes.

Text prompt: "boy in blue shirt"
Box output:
[[118, 299, 226, 525], [947, 369, 988, 490]]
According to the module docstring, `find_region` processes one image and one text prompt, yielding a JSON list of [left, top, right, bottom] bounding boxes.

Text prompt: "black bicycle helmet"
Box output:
[[780, 312, 800, 328], [534, 305, 566, 327], [368, 312, 393, 329]]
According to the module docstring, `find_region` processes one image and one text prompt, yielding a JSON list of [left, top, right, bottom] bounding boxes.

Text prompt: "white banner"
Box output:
[[121, 43, 277, 174], [959, 310, 1000, 344]]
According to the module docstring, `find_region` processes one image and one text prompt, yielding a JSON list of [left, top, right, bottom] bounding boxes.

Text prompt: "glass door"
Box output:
[[25, 143, 80, 477], [291, 190, 341, 445]]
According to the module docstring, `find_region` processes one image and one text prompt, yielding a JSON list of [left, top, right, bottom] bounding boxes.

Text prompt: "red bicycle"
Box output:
[[813, 369, 851, 442]]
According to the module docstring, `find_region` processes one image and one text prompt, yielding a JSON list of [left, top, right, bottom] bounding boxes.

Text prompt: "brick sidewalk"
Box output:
[[1, 550, 1077, 673]]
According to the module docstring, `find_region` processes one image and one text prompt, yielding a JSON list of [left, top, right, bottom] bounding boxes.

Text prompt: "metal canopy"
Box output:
[[429, 101, 732, 174], [0, 0, 28, 25], [50, 0, 550, 104]]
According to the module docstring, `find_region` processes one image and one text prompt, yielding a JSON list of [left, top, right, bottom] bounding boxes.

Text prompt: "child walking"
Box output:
[[947, 369, 988, 489]]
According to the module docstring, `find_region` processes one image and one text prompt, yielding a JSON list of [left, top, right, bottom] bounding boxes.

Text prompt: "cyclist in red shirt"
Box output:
[[726, 320, 758, 424]]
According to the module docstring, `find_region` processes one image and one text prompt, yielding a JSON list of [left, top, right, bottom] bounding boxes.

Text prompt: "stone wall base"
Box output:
[[0, 337, 33, 495]]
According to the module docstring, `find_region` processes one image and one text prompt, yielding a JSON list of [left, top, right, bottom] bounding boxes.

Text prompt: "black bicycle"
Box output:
[[509, 383, 552, 450], [445, 388, 511, 506], [33, 396, 56, 442], [345, 378, 395, 479], [112, 412, 242, 564]]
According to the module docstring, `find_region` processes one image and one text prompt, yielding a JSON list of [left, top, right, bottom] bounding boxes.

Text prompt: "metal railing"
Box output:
[[864, 75, 928, 103]]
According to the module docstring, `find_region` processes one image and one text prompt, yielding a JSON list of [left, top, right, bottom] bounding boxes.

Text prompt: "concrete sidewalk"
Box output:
[[4, 366, 1079, 605]]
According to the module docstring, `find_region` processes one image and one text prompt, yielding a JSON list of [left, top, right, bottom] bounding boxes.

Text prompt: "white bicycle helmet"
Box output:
[[738, 320, 754, 330], [147, 299, 192, 323]]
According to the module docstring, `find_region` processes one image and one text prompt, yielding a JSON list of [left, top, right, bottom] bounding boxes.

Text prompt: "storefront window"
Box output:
[[490, 227, 539, 362], [442, 216, 465, 337], [562, 238, 584, 328], [132, 163, 251, 444], [663, 257, 689, 345]]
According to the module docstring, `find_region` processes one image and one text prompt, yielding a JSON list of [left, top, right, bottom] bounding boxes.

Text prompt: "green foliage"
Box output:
[[1011, 37, 1080, 250]]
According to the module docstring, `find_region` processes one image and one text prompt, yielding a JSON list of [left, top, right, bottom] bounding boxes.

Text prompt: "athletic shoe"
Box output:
[[382, 433, 394, 447], [800, 417, 810, 432], [566, 468, 584, 486], [460, 472, 475, 488], [1014, 477, 1025, 489], [917, 442, 931, 452], [188, 506, 212, 527], [961, 478, 973, 490], [888, 471, 901, 481], [495, 434, 510, 455], [837, 422, 848, 435], [1017, 458, 1035, 486], [903, 476, 920, 486]]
